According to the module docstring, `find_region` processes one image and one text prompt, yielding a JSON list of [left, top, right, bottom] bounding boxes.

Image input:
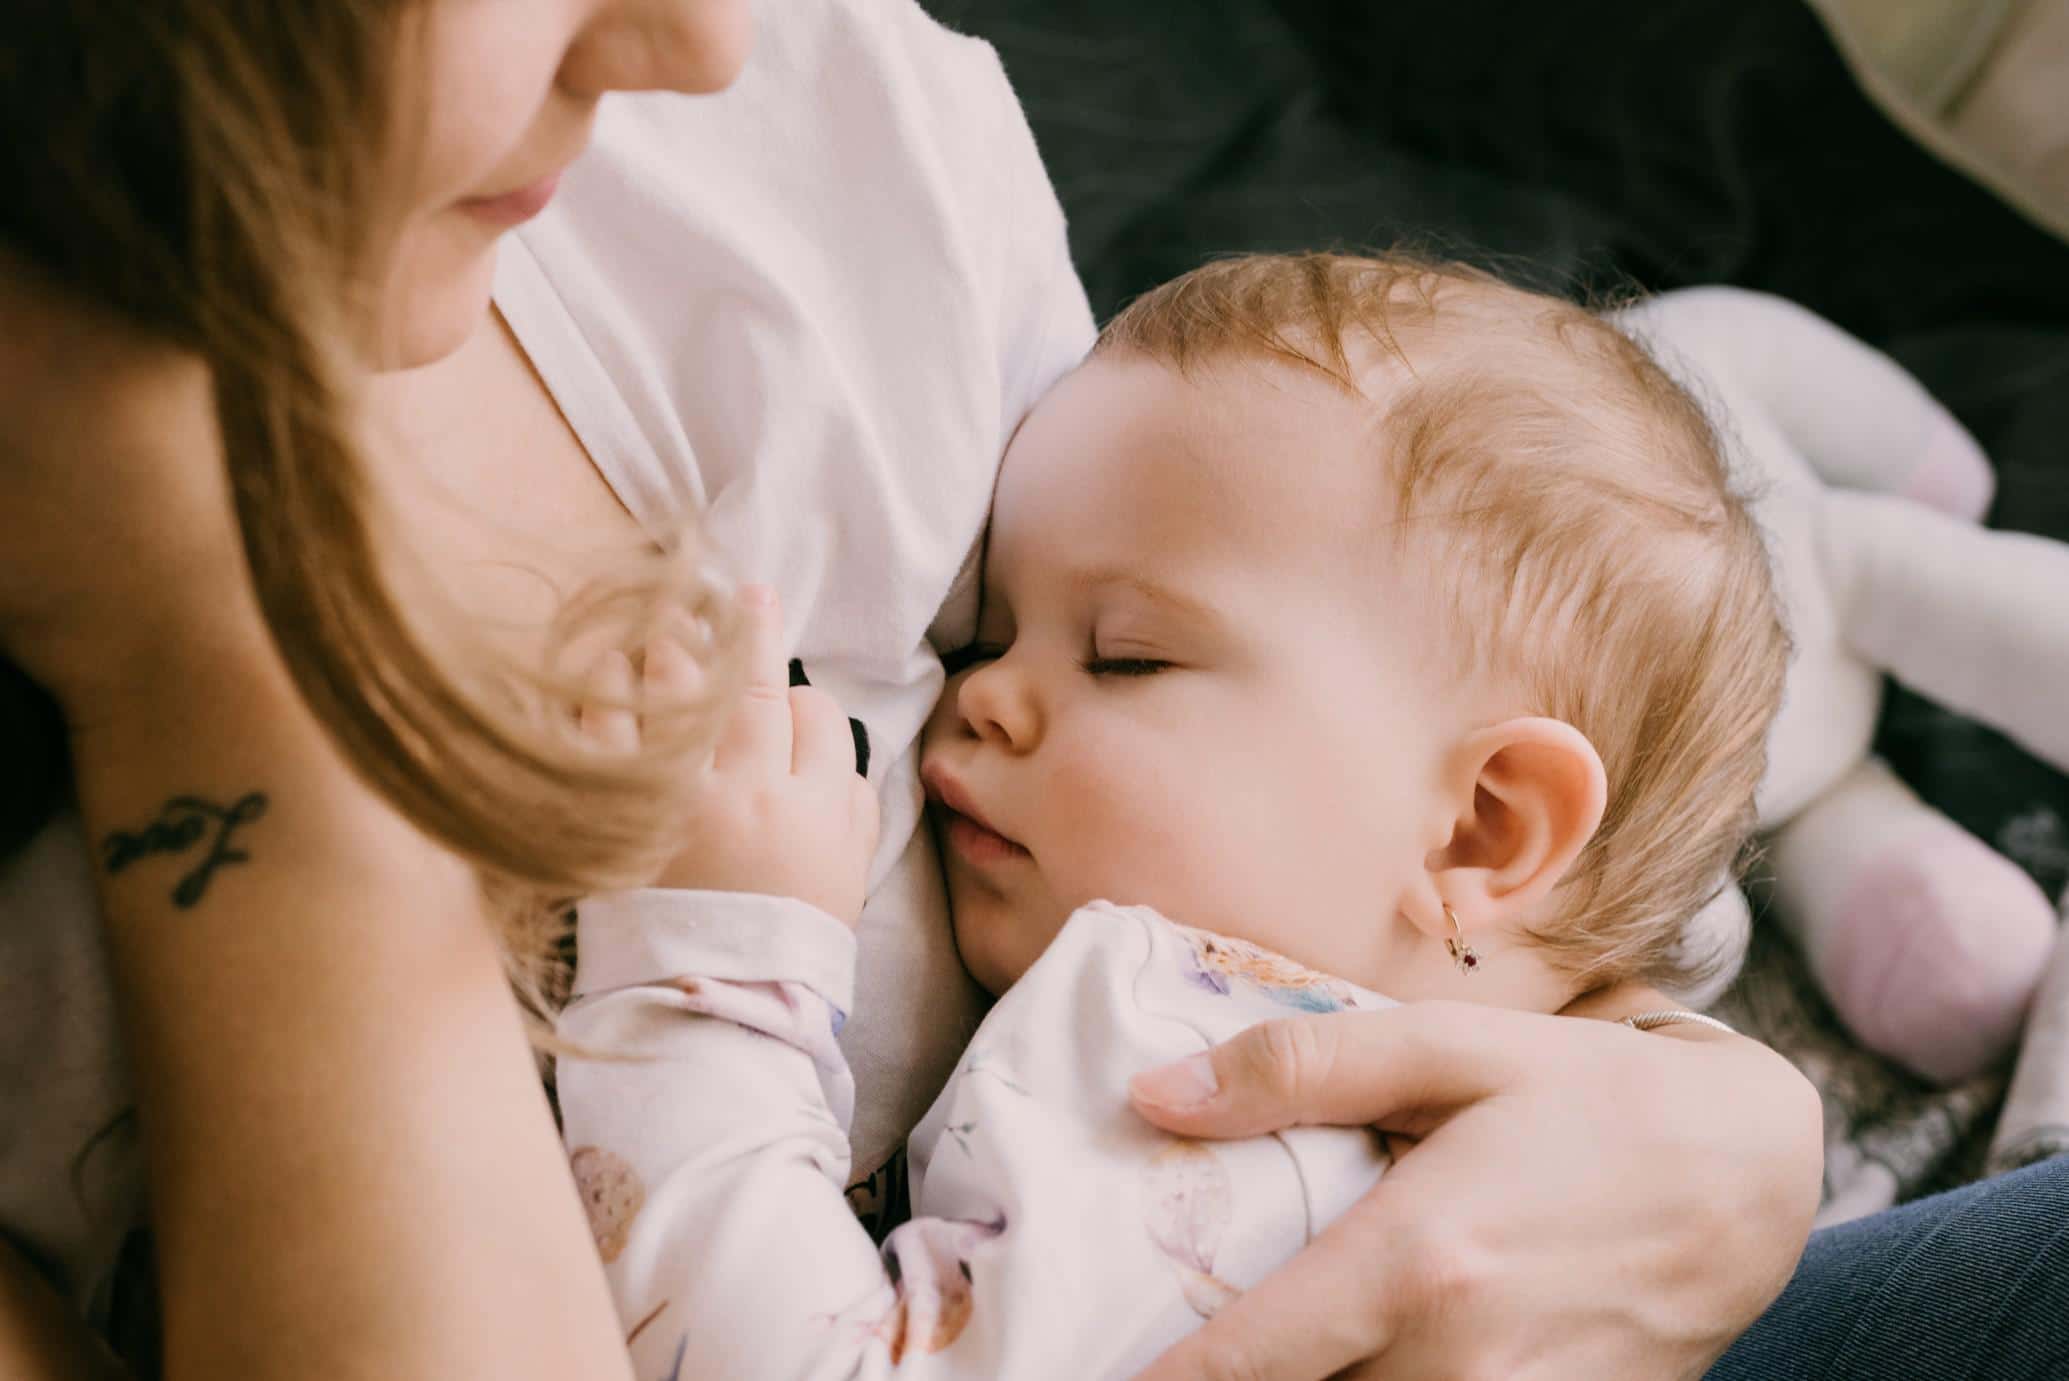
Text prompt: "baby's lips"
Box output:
[[920, 761, 1015, 844]]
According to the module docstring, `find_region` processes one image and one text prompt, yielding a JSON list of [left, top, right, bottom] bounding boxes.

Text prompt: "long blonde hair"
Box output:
[[0, 1, 740, 1023]]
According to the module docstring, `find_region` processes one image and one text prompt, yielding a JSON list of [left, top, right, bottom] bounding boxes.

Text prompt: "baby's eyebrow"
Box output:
[[1063, 565, 1220, 625]]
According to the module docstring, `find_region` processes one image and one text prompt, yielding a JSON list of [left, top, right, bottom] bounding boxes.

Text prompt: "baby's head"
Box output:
[[922, 253, 1787, 1009]]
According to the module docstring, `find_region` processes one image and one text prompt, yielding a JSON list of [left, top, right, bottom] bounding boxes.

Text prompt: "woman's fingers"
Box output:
[[713, 584, 793, 772], [576, 649, 639, 752], [1128, 1003, 1533, 1140], [1141, 1008, 1820, 1381]]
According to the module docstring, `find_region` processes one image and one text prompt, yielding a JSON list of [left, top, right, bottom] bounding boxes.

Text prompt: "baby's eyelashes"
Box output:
[[939, 639, 1179, 678], [1079, 656, 1171, 678]]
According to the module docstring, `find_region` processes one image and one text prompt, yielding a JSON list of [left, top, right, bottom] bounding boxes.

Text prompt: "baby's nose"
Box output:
[[957, 658, 1042, 752]]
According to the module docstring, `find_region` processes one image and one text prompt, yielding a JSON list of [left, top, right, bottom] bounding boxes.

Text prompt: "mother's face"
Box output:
[[381, 0, 751, 367]]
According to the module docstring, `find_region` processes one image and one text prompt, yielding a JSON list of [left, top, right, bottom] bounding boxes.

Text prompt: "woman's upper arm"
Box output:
[[71, 632, 631, 1381]]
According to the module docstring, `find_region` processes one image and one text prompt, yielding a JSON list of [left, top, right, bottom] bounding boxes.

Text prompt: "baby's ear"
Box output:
[[1425, 718, 1607, 930]]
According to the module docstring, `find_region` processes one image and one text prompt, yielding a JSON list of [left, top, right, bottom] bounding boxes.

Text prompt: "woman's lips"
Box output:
[[459, 170, 563, 226]]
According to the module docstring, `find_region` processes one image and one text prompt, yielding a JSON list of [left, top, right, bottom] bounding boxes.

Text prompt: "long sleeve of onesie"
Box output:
[[557, 896, 1391, 1381]]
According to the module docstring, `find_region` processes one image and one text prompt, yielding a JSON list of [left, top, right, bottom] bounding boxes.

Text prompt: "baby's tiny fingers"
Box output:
[[578, 649, 640, 752], [642, 631, 706, 710], [714, 586, 794, 772], [739, 584, 787, 691], [850, 775, 882, 853], [788, 684, 853, 777]]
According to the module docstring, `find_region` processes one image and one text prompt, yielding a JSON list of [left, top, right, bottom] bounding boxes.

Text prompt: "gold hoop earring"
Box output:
[[1443, 904, 1482, 975]]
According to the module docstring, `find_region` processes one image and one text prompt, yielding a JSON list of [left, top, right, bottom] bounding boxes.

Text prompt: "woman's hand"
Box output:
[[1126, 1001, 1823, 1380]]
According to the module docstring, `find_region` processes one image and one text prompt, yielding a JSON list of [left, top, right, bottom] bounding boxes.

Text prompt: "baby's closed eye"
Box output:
[[1079, 656, 1170, 677]]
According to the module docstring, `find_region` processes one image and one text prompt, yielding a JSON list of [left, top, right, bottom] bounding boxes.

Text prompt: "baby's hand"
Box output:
[[579, 585, 879, 927]]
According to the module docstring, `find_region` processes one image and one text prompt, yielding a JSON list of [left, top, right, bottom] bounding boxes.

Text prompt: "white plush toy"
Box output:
[[1623, 288, 2069, 1085]]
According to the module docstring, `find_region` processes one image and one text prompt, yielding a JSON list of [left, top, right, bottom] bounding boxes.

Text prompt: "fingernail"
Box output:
[[1130, 1053, 1218, 1109]]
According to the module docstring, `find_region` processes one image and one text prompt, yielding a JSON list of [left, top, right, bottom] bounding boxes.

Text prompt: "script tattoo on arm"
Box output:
[[101, 792, 270, 908]]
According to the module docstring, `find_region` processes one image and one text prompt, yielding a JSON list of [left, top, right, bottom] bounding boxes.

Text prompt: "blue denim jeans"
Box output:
[[1710, 1155, 2069, 1379]]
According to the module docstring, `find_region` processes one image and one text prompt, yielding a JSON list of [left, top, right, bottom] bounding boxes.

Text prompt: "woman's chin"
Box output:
[[373, 238, 501, 373]]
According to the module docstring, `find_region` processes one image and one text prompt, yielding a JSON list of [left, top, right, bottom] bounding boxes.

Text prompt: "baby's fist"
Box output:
[[631, 587, 878, 926]]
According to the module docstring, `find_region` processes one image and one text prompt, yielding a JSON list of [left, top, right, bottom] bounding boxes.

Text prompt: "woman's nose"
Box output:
[[560, 0, 754, 98], [957, 659, 1042, 752]]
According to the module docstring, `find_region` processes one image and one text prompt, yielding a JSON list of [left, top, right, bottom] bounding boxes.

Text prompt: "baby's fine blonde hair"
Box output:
[[1097, 252, 1790, 993]]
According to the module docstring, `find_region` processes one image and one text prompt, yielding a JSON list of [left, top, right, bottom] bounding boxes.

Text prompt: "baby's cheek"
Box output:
[[1040, 736, 1253, 926]]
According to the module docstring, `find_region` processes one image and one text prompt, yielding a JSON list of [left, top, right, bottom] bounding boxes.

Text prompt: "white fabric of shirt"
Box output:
[[498, 0, 1095, 1178], [0, 0, 1092, 1315], [559, 897, 1393, 1380]]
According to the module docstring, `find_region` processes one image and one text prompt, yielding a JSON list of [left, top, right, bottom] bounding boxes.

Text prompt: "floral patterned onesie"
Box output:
[[557, 897, 1392, 1380]]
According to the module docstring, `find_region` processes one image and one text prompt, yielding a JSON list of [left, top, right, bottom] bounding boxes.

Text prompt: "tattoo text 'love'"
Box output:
[[102, 792, 270, 908]]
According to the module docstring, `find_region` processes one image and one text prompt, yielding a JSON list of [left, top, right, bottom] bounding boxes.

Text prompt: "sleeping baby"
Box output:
[[556, 252, 1791, 1379]]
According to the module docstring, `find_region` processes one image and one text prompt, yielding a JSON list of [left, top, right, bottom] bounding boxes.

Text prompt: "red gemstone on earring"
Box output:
[[1463, 952, 1479, 970]]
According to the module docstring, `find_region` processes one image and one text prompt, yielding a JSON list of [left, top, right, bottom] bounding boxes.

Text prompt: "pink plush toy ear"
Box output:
[[1772, 758, 2057, 1084], [1790, 491, 2069, 1083], [1822, 827, 2053, 1084]]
